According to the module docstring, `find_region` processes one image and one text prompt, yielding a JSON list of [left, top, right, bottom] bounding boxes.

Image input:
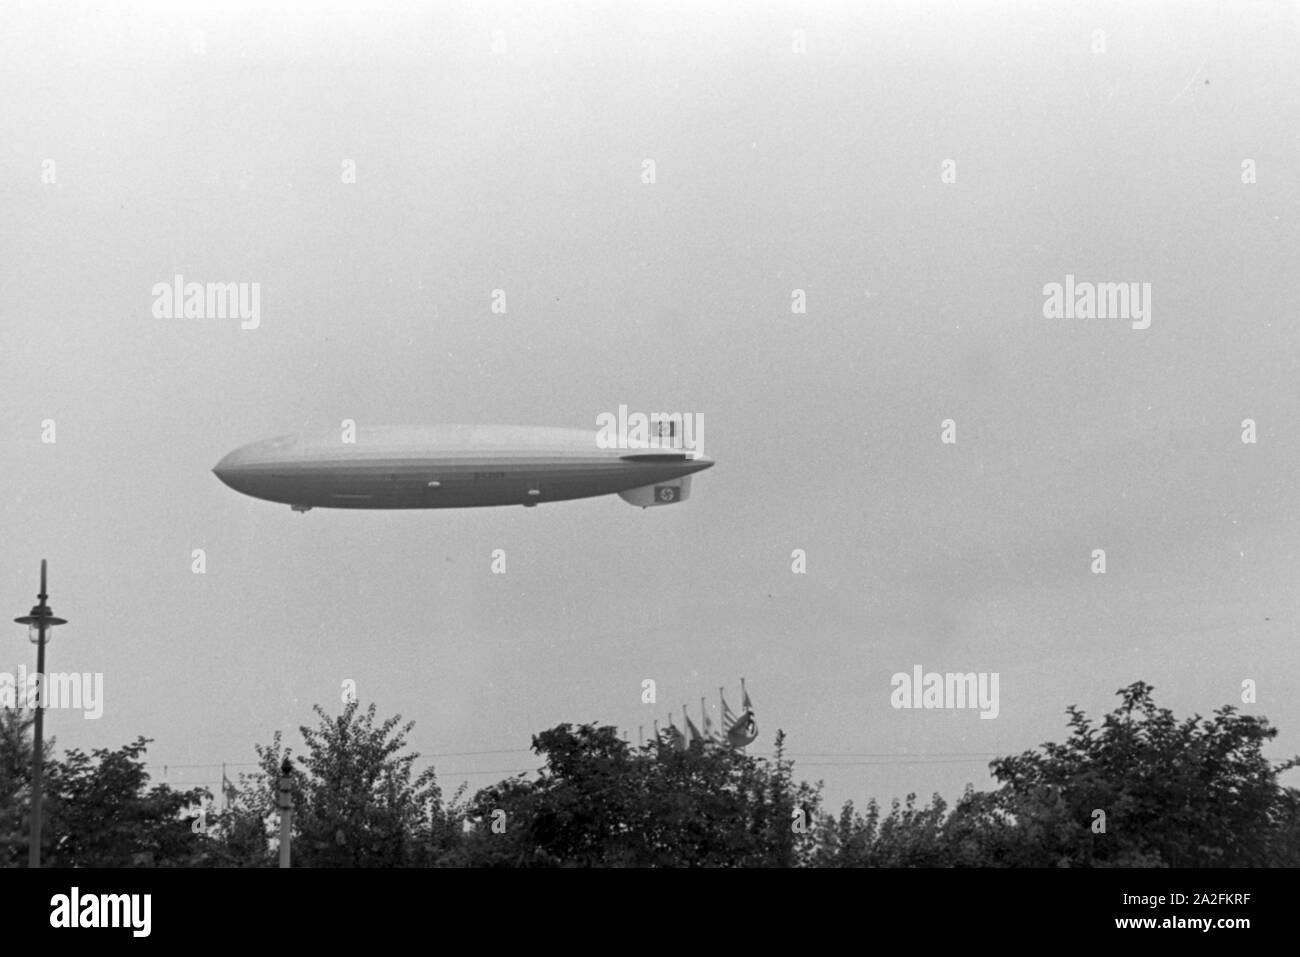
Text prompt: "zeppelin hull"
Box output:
[[213, 426, 712, 510]]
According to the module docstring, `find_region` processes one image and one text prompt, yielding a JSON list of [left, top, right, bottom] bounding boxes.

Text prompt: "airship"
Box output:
[[213, 425, 714, 512]]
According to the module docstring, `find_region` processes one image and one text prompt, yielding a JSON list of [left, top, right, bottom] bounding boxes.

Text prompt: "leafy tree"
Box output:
[[810, 683, 1300, 867], [453, 724, 822, 867], [224, 701, 456, 867], [812, 792, 952, 867], [7, 679, 1290, 868], [0, 710, 41, 867], [43, 736, 210, 867], [987, 681, 1300, 867]]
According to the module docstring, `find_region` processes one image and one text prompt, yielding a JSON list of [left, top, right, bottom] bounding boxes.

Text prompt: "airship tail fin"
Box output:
[[618, 476, 692, 508]]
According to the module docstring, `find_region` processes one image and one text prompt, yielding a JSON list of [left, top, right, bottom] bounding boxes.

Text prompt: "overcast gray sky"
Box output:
[[3, 0, 1299, 812]]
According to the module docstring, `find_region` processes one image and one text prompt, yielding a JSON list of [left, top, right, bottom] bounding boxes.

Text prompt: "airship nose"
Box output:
[[214, 434, 296, 481], [212, 450, 242, 488], [212, 444, 262, 489]]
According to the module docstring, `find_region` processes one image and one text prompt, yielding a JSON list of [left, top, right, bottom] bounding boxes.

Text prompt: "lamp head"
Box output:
[[14, 560, 67, 642]]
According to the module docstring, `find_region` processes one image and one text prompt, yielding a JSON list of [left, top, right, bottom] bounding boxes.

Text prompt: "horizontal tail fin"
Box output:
[[619, 452, 693, 462]]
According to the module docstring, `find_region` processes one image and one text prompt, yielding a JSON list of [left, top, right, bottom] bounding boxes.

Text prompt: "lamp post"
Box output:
[[276, 757, 294, 868], [14, 560, 67, 869]]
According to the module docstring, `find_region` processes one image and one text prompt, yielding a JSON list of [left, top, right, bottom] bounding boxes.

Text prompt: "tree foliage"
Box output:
[[2, 711, 212, 867], [0, 710, 40, 866], [450, 725, 821, 867], [812, 682, 1300, 867], [983, 681, 1300, 867], [44, 737, 209, 866], [212, 700, 460, 867], [3, 682, 1296, 867]]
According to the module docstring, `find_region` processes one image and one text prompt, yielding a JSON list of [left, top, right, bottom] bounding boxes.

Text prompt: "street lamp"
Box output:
[[277, 757, 294, 868], [14, 559, 66, 869]]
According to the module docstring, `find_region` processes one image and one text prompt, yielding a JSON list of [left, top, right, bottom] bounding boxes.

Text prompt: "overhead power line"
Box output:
[[143, 748, 1005, 781]]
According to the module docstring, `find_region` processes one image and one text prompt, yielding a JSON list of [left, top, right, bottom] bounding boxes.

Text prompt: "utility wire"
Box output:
[[144, 749, 1003, 780]]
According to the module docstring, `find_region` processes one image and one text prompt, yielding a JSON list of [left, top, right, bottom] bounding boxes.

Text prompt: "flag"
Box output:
[[684, 708, 702, 745], [221, 767, 237, 807], [727, 678, 758, 748], [721, 687, 737, 727], [727, 709, 758, 748], [666, 718, 686, 752], [701, 697, 718, 742], [654, 485, 679, 503]]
